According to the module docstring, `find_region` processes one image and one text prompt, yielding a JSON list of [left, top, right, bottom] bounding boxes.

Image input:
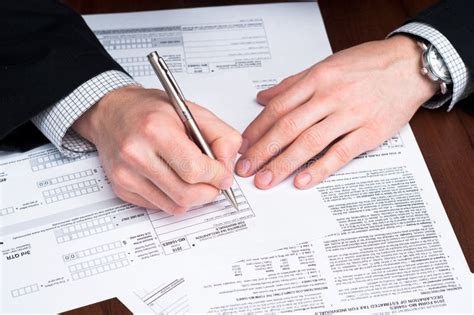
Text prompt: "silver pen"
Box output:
[[147, 51, 239, 210]]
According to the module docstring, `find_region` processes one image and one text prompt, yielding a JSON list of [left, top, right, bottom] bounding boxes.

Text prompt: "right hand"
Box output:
[[73, 86, 242, 215]]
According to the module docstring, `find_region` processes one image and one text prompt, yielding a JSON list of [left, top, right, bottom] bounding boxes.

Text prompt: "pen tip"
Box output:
[[230, 198, 239, 210], [224, 189, 239, 210]]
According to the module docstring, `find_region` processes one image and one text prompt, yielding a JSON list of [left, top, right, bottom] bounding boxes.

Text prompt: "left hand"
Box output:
[[235, 35, 438, 189]]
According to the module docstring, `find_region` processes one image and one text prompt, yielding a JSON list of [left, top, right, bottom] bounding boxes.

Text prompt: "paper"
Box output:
[[82, 3, 472, 313], [183, 125, 472, 313], [0, 2, 339, 313], [3, 2, 471, 314], [0, 75, 337, 312], [83, 0, 332, 118], [117, 126, 472, 314]]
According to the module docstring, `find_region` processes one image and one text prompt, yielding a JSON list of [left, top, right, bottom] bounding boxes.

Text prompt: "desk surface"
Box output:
[[61, 1, 473, 314]]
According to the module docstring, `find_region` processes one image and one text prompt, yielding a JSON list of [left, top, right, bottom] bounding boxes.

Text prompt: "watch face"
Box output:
[[427, 46, 451, 80]]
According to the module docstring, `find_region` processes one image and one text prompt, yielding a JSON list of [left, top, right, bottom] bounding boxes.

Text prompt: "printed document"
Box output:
[[117, 126, 472, 314], [185, 125, 473, 314], [0, 3, 338, 313], [1, 2, 471, 314], [115, 126, 473, 315]]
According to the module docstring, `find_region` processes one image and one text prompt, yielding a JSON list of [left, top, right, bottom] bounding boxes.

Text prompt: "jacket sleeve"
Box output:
[[0, 0, 126, 150], [410, 0, 474, 73]]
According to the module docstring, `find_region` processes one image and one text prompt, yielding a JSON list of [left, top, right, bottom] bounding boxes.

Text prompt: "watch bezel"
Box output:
[[425, 45, 452, 83], [418, 41, 452, 94]]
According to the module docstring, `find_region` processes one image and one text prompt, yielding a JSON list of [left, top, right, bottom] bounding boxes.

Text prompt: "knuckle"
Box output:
[[300, 129, 324, 149], [265, 141, 283, 157], [277, 116, 299, 135], [310, 62, 338, 82], [312, 165, 329, 182], [141, 114, 161, 138], [268, 157, 290, 175], [111, 166, 131, 188], [179, 158, 203, 184], [119, 139, 140, 164], [173, 190, 194, 208], [209, 163, 225, 184], [268, 97, 287, 117], [333, 143, 352, 164], [230, 130, 243, 147], [250, 144, 269, 161]]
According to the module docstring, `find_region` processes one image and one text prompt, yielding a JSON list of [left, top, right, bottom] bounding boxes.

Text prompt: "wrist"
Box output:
[[72, 85, 142, 145], [387, 35, 439, 101]]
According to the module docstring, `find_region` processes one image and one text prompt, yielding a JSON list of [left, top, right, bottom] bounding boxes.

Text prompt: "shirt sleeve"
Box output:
[[389, 22, 472, 111], [31, 70, 140, 158]]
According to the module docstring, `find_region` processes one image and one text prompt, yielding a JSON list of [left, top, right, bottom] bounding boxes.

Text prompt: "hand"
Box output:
[[235, 35, 438, 190], [73, 86, 242, 214]]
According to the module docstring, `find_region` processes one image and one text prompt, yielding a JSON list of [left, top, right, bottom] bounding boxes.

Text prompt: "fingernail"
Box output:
[[236, 158, 251, 176], [256, 169, 273, 187], [220, 176, 233, 189], [296, 173, 312, 188], [239, 138, 249, 154]]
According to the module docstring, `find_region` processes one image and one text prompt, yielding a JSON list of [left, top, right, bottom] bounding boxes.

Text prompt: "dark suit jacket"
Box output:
[[0, 0, 473, 152], [0, 0, 125, 151]]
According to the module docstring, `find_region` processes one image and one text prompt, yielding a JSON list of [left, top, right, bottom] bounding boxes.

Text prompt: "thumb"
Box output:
[[210, 134, 242, 173], [191, 103, 242, 172]]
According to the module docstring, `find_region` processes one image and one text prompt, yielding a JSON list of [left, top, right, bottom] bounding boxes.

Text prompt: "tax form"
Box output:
[[118, 126, 472, 314], [186, 128, 474, 313], [0, 3, 339, 313], [0, 76, 337, 312], [2, 2, 471, 314], [81, 3, 472, 314]]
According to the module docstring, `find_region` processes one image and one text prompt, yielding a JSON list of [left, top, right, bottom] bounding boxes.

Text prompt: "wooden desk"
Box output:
[[61, 1, 473, 314]]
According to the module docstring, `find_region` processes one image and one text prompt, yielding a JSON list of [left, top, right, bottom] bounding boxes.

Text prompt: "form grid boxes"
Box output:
[[116, 56, 183, 78], [11, 283, 39, 298], [29, 151, 86, 172], [105, 38, 154, 50], [63, 241, 122, 262], [37, 169, 94, 189], [116, 56, 148, 64], [55, 216, 115, 244], [43, 179, 100, 204], [124, 64, 154, 77], [95, 26, 183, 51], [0, 207, 15, 216], [69, 251, 129, 280]]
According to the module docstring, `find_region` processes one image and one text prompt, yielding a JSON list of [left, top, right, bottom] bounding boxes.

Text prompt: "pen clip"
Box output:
[[158, 57, 187, 103]]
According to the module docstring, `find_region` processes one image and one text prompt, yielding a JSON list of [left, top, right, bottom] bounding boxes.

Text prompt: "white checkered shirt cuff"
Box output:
[[390, 22, 471, 111], [31, 70, 139, 158]]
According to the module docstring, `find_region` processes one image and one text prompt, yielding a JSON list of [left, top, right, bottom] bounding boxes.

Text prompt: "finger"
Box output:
[[235, 98, 335, 177], [143, 155, 220, 208], [191, 103, 242, 170], [256, 68, 310, 106], [294, 128, 377, 189], [241, 74, 315, 154], [253, 113, 362, 189], [113, 186, 161, 210], [155, 123, 233, 189], [110, 168, 186, 215]]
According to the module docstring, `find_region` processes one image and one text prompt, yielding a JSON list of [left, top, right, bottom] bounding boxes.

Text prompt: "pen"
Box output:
[[147, 51, 239, 210]]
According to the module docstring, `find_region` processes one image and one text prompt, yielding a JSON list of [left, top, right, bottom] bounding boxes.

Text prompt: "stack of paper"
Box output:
[[1, 3, 471, 314]]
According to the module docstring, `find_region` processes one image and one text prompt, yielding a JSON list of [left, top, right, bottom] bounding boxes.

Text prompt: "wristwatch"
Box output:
[[417, 41, 452, 94]]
